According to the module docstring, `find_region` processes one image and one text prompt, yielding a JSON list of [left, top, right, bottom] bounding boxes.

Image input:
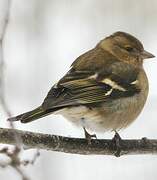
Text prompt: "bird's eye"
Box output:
[[125, 46, 134, 52]]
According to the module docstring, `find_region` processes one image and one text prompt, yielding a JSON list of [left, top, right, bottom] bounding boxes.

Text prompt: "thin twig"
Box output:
[[0, 0, 12, 116], [22, 150, 40, 166], [13, 166, 29, 180], [0, 1, 39, 179]]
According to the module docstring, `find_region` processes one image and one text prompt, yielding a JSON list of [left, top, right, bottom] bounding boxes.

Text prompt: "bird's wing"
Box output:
[[42, 62, 140, 110]]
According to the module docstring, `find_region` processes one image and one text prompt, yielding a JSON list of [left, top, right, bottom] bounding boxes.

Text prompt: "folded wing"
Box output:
[[42, 62, 140, 110]]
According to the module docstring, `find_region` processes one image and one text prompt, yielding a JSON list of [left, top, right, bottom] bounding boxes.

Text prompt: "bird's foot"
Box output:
[[112, 131, 122, 157], [83, 127, 97, 144], [141, 137, 149, 144]]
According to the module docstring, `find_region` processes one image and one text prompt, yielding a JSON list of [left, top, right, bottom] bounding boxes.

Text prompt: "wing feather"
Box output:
[[42, 63, 140, 110]]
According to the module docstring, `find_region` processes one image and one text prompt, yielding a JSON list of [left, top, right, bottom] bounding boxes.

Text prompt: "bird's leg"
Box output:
[[83, 127, 97, 144], [112, 131, 122, 157]]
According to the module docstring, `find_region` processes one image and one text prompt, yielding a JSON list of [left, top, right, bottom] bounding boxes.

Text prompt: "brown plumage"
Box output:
[[8, 31, 155, 138]]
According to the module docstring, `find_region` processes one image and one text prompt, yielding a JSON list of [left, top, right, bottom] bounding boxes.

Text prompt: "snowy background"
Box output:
[[0, 0, 157, 179]]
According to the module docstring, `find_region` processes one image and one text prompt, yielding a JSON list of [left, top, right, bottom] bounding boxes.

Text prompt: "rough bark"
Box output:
[[1, 128, 157, 156]]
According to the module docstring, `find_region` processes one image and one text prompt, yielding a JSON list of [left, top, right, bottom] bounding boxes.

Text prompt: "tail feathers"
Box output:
[[8, 106, 52, 123]]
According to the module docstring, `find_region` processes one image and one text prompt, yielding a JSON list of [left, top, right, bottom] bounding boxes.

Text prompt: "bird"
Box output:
[[8, 31, 155, 143]]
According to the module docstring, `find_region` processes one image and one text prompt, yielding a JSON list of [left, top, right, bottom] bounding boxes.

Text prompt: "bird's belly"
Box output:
[[58, 106, 105, 131], [55, 93, 147, 133]]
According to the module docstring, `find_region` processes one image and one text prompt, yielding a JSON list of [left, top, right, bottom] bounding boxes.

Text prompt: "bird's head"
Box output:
[[98, 31, 155, 67]]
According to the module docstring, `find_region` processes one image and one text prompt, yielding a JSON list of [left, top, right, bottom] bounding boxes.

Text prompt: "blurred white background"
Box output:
[[0, 0, 157, 179]]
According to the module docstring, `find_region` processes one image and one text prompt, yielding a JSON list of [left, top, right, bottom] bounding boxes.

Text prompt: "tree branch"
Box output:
[[0, 127, 157, 156]]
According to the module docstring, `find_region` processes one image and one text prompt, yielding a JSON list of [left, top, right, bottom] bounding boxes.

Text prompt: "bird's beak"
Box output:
[[141, 50, 155, 59]]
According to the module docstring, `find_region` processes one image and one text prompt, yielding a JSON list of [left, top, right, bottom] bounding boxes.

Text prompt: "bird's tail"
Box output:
[[7, 106, 52, 123]]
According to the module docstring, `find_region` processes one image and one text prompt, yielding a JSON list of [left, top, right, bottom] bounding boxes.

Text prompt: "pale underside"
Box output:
[[54, 91, 147, 133]]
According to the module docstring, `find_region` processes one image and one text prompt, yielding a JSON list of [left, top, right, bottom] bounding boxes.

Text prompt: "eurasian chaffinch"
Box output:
[[8, 32, 155, 141]]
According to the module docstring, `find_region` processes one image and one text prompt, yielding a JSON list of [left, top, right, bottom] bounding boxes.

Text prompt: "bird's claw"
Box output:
[[112, 131, 122, 157], [83, 127, 97, 144]]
